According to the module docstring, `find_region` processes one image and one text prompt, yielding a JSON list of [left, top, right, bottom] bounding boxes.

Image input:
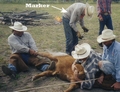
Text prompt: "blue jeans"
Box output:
[[8, 53, 30, 73], [8, 64, 17, 73], [40, 64, 49, 71], [8, 53, 49, 72], [100, 61, 115, 78], [99, 14, 113, 35], [62, 16, 78, 55], [8, 63, 49, 72], [20, 53, 30, 64]]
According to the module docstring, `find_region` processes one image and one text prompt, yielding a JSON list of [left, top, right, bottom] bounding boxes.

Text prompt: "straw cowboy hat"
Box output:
[[9, 22, 27, 32], [71, 43, 91, 59], [85, 3, 95, 19], [97, 29, 116, 43]]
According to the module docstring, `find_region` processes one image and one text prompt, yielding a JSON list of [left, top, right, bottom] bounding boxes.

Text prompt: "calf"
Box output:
[[32, 52, 85, 92]]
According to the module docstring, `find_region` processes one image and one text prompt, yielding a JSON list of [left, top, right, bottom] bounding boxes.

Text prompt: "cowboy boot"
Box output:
[[2, 65, 16, 79]]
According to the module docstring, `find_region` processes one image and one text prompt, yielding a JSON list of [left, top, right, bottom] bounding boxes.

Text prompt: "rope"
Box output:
[[14, 78, 99, 92]]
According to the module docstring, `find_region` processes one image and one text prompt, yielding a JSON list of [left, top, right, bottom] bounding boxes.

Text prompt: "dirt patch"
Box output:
[[0, 65, 71, 92]]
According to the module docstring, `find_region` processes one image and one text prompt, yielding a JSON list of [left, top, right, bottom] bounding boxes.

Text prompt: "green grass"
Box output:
[[0, 3, 120, 64]]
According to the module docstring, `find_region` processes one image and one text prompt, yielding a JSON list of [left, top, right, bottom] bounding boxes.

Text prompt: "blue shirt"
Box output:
[[102, 41, 120, 82], [77, 50, 102, 89]]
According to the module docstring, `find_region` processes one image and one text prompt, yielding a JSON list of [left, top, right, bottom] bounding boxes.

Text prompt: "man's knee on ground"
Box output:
[[98, 61, 103, 68]]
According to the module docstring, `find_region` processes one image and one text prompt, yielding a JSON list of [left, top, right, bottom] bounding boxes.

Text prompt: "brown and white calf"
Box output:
[[32, 52, 85, 92]]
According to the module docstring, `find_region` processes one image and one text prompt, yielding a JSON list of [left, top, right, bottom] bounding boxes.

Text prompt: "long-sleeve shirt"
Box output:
[[8, 32, 38, 54], [102, 41, 120, 82], [97, 0, 112, 16], [77, 50, 102, 89], [62, 3, 85, 32]]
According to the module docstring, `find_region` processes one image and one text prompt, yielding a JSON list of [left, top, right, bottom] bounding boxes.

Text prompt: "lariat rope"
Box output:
[[14, 78, 99, 92]]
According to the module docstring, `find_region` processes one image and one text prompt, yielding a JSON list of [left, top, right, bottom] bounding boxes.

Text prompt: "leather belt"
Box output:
[[102, 12, 109, 15]]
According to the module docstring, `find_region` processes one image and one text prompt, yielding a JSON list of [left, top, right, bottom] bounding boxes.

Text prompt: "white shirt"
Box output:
[[8, 32, 38, 53]]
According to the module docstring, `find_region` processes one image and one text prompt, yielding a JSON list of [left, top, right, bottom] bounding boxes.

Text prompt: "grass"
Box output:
[[0, 2, 120, 65]]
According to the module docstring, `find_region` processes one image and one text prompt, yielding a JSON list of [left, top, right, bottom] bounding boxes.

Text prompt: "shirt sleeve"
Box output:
[[69, 7, 84, 32], [102, 46, 107, 60], [97, 0, 101, 16], [27, 33, 38, 51], [8, 35, 30, 53], [8, 33, 38, 53], [81, 72, 95, 89], [114, 51, 120, 82], [79, 19, 84, 27], [69, 9, 78, 32]]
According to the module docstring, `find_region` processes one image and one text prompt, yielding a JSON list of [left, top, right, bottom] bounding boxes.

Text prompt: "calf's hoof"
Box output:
[[31, 76, 36, 81]]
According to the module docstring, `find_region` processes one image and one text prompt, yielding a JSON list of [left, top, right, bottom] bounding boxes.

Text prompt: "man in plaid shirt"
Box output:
[[71, 43, 102, 89]]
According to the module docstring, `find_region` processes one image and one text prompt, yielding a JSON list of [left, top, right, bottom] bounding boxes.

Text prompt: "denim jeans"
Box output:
[[62, 16, 78, 55], [8, 63, 49, 72], [99, 14, 113, 35], [20, 53, 30, 64], [8, 64, 17, 73], [100, 60, 115, 78], [8, 53, 30, 73], [40, 64, 49, 71]]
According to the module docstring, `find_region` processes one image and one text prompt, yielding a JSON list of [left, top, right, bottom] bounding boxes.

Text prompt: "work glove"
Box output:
[[77, 31, 84, 39], [82, 26, 89, 32]]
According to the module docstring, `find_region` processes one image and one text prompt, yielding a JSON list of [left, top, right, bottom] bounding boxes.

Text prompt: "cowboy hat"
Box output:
[[71, 43, 91, 59], [9, 22, 27, 32], [97, 29, 116, 43], [85, 3, 95, 19]]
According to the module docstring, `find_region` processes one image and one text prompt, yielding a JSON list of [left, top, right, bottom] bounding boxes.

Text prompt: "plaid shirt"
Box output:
[[76, 50, 102, 89], [97, 0, 112, 16]]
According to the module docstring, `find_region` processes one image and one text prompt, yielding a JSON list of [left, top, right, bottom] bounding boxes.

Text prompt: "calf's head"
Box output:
[[74, 63, 85, 80]]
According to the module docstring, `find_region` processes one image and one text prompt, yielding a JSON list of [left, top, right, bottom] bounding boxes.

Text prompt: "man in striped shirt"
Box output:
[[71, 43, 102, 89]]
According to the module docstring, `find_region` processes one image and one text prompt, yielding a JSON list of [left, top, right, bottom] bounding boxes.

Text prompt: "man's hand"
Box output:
[[77, 31, 84, 39], [97, 75, 104, 84], [111, 82, 120, 90], [29, 49, 38, 56], [82, 26, 89, 32], [98, 15, 103, 21]]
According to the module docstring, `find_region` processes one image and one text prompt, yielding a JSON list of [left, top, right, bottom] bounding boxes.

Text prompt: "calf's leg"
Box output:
[[32, 71, 53, 81], [38, 52, 57, 61]]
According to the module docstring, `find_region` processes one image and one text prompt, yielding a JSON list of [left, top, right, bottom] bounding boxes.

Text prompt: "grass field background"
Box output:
[[0, 2, 120, 65]]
